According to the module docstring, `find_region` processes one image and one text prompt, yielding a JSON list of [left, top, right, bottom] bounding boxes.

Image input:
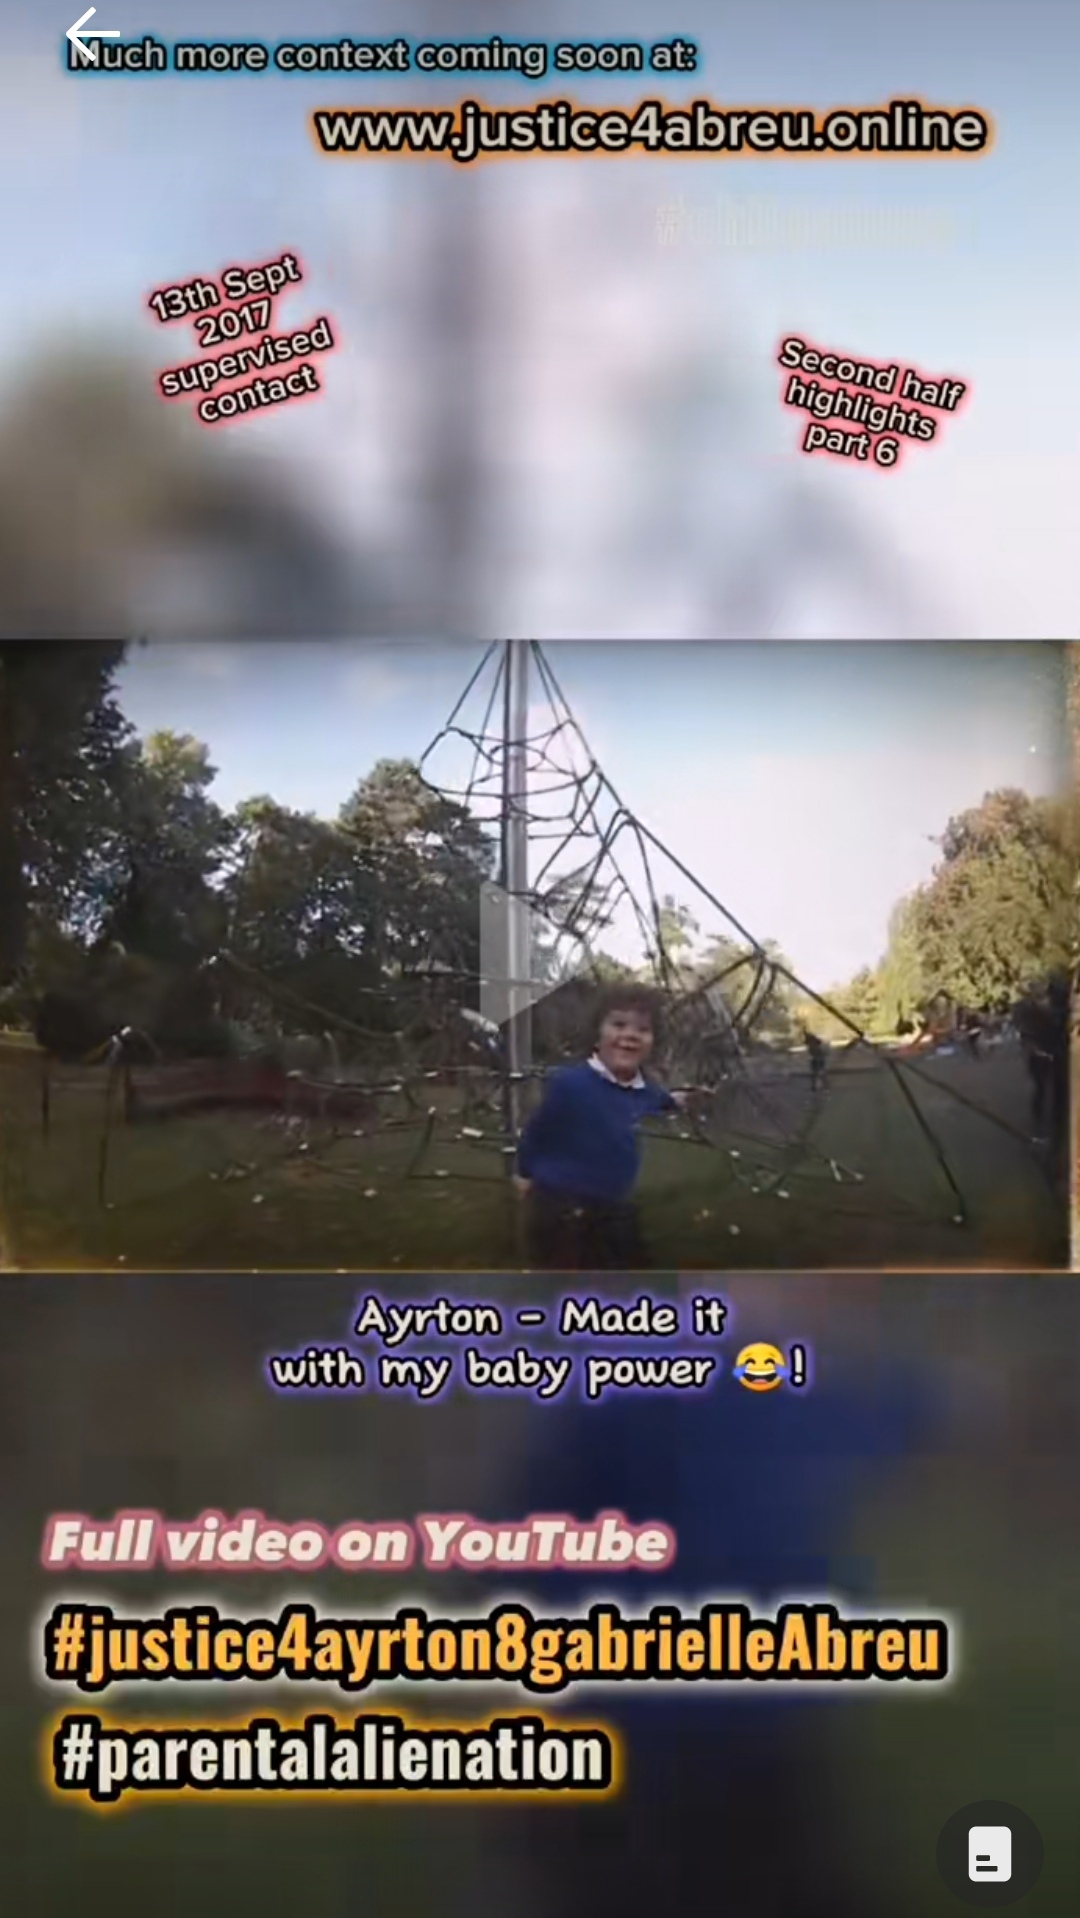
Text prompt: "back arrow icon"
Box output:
[[67, 7, 121, 64]]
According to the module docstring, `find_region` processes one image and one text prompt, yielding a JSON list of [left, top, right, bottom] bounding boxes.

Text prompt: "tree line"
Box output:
[[809, 782, 1075, 1041], [0, 643, 491, 1055], [0, 642, 1073, 1059]]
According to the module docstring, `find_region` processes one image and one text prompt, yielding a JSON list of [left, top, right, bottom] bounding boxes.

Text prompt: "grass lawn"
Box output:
[[0, 1040, 1066, 1271]]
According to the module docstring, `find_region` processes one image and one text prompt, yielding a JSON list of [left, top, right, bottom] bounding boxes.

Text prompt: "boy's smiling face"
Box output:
[[597, 1007, 655, 1082]]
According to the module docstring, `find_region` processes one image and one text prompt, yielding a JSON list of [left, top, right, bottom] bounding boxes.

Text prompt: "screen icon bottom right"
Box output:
[[969, 1827, 1012, 1883], [937, 1801, 1043, 1905]]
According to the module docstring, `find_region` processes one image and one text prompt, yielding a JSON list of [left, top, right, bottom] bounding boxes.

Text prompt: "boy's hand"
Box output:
[[513, 1176, 533, 1197], [671, 1087, 710, 1116]]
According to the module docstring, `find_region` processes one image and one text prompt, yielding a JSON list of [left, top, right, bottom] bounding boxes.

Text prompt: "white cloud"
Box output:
[[339, 657, 411, 707], [173, 643, 247, 682]]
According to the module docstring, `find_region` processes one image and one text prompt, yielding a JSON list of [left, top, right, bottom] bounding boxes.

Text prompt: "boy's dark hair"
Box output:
[[589, 983, 664, 1048]]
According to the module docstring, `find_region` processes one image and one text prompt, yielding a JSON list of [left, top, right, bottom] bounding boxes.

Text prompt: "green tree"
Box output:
[[698, 930, 746, 981], [656, 895, 698, 957], [833, 965, 883, 1033], [878, 894, 926, 1030], [218, 762, 495, 1035], [802, 966, 884, 1042], [338, 759, 493, 979], [0, 641, 129, 985], [653, 896, 701, 991], [913, 788, 1073, 1008], [697, 932, 797, 1041], [220, 798, 376, 1028], [104, 731, 234, 964]]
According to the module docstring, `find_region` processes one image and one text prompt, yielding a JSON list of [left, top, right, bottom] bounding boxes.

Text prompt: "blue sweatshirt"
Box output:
[[517, 1061, 676, 1203]]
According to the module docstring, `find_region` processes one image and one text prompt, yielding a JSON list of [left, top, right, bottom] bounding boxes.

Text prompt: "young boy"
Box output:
[[514, 985, 686, 1270]]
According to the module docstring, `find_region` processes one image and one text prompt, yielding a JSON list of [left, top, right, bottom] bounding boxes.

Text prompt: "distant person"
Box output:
[[1015, 978, 1069, 1150], [805, 1029, 828, 1093], [514, 985, 688, 1270]]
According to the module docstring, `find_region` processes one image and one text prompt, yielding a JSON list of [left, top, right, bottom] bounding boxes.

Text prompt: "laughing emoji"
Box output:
[[734, 1343, 787, 1392]]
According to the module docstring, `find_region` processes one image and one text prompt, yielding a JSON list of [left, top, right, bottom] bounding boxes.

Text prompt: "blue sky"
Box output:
[[2, 0, 1077, 635], [117, 640, 1068, 987]]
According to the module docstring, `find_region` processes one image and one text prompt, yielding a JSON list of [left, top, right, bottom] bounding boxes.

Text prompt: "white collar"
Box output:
[[589, 1052, 646, 1090]]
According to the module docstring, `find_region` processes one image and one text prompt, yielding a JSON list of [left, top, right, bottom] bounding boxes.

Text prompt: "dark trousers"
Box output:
[[1028, 1051, 1068, 1144], [525, 1186, 649, 1271]]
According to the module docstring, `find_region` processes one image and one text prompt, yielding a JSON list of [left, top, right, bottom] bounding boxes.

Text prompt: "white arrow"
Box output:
[[67, 7, 121, 64]]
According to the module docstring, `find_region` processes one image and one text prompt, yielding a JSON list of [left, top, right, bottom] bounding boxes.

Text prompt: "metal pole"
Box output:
[[502, 640, 531, 1141]]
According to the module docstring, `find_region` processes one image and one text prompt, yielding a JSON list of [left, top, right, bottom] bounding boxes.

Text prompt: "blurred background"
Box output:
[[0, 0, 1076, 637], [2, 1271, 1079, 1913]]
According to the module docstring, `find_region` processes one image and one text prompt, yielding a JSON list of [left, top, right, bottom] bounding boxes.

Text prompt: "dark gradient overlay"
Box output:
[[2, 1272, 1078, 1913]]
